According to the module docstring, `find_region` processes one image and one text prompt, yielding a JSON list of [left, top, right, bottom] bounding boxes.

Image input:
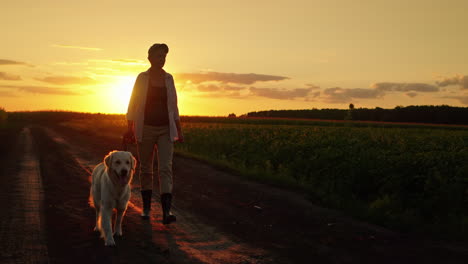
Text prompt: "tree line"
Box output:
[[246, 105, 468, 125]]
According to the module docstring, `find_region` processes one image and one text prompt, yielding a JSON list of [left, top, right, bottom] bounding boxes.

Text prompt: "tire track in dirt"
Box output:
[[0, 127, 49, 263], [40, 126, 275, 264]]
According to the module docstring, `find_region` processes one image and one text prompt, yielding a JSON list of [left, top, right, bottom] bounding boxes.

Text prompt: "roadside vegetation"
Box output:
[[0, 107, 7, 128], [0, 108, 25, 171]]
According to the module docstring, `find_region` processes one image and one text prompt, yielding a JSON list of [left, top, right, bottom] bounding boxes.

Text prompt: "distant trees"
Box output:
[[352, 105, 468, 124], [6, 111, 124, 124], [0, 107, 7, 126], [345, 103, 355, 120], [247, 108, 346, 120], [246, 105, 468, 125]]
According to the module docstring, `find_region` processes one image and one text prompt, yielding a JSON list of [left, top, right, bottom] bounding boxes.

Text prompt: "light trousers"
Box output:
[[139, 125, 174, 194]]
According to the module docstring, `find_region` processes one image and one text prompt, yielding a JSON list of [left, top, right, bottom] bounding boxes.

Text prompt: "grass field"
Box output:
[[6, 112, 468, 240]]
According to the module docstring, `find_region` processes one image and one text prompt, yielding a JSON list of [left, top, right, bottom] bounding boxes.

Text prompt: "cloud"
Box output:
[[111, 59, 145, 64], [316, 81, 446, 104], [372, 82, 439, 92], [224, 85, 245, 91], [436, 75, 468, 89], [88, 59, 147, 66], [195, 84, 245, 93], [175, 72, 289, 85], [196, 91, 246, 99], [443, 95, 468, 105], [53, 62, 89, 66], [192, 83, 247, 98], [0, 59, 28, 65], [459, 96, 468, 105], [0, 90, 18, 97], [311, 91, 321, 97], [0, 84, 84, 95], [52, 59, 147, 71], [249, 87, 313, 100], [197, 84, 222, 92], [191, 83, 317, 100], [51, 44, 102, 51], [322, 87, 384, 103], [306, 83, 321, 90], [0, 72, 21, 80], [34, 76, 98, 85]]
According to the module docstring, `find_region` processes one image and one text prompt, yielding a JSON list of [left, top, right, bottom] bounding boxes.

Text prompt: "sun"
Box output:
[[106, 76, 136, 113]]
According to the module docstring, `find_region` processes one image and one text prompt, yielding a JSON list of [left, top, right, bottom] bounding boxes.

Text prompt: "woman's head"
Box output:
[[148, 43, 169, 69]]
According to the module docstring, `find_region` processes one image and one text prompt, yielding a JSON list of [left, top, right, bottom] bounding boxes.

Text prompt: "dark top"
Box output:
[[144, 84, 169, 126]]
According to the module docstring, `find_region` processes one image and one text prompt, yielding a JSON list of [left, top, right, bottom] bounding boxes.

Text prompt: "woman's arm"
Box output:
[[170, 74, 183, 143], [124, 120, 136, 143], [126, 74, 140, 121], [125, 75, 139, 142], [127, 120, 135, 132], [175, 119, 184, 143]]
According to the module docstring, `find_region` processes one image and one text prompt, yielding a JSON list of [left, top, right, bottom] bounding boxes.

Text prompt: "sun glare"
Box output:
[[107, 76, 135, 113]]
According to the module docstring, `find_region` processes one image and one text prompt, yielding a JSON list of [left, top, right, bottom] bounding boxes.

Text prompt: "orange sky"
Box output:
[[1, 0, 468, 116]]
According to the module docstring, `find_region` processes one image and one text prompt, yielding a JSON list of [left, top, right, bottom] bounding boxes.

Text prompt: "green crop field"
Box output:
[[178, 121, 468, 237], [11, 112, 467, 240]]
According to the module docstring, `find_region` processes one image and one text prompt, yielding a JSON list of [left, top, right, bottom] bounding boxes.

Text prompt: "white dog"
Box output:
[[91, 150, 136, 246]]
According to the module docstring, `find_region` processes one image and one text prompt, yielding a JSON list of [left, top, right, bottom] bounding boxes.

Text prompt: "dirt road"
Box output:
[[1, 124, 467, 263]]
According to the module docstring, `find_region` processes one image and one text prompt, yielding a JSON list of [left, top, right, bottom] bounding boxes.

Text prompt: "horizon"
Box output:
[[4, 104, 467, 117], [1, 1, 468, 116]]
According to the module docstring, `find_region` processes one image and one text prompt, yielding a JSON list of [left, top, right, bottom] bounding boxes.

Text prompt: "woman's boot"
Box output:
[[141, 190, 152, 219], [161, 193, 176, 224]]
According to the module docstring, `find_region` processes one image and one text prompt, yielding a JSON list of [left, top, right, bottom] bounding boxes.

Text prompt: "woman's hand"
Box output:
[[124, 120, 136, 143], [176, 131, 184, 143], [123, 129, 136, 144], [175, 120, 184, 143]]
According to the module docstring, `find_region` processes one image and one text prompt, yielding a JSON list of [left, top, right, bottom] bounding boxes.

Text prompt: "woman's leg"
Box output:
[[139, 125, 157, 218], [156, 127, 176, 224], [156, 128, 173, 195]]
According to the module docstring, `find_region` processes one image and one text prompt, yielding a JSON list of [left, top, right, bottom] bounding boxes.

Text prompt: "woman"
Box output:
[[125, 43, 183, 224]]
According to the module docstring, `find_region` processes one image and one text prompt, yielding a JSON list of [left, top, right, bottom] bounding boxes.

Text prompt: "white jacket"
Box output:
[[126, 69, 180, 142]]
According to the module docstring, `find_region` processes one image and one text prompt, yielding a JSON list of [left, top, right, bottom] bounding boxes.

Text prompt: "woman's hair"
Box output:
[[148, 43, 169, 55]]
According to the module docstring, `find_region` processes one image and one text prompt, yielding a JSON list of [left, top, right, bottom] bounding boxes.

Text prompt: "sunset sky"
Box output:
[[1, 0, 468, 116]]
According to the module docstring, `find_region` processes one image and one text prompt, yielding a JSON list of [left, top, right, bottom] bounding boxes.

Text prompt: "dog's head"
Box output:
[[104, 151, 136, 187]]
